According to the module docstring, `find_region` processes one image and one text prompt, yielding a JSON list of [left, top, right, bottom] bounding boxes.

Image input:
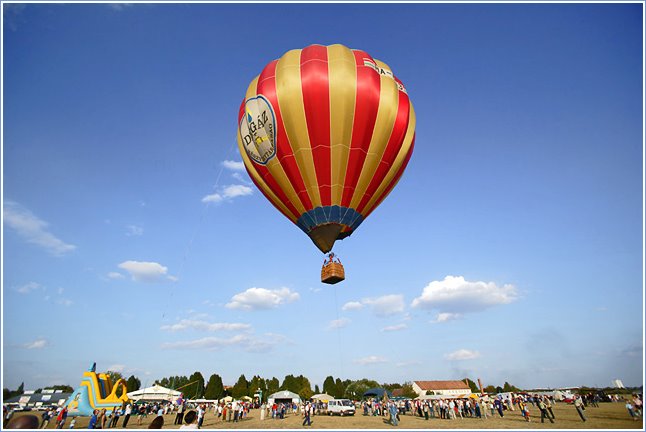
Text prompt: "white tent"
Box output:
[[127, 384, 182, 402], [311, 393, 334, 402], [267, 390, 301, 405]]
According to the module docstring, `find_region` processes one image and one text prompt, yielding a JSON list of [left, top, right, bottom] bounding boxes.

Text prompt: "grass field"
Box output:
[[14, 401, 643, 429]]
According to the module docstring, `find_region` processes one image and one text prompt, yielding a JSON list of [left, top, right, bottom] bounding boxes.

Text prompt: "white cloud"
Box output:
[[202, 184, 253, 204], [362, 294, 405, 317], [381, 324, 407, 332], [432, 312, 463, 323], [444, 349, 481, 361], [24, 338, 49, 349], [341, 301, 363, 311], [222, 160, 245, 171], [117, 260, 176, 283], [160, 320, 252, 332], [411, 276, 518, 315], [225, 287, 300, 311], [328, 318, 350, 329], [161, 333, 285, 353], [3, 201, 76, 256], [15, 282, 43, 294], [353, 356, 387, 365], [57, 299, 73, 307], [126, 225, 143, 236], [106, 364, 126, 373], [107, 272, 125, 280], [396, 360, 422, 367]]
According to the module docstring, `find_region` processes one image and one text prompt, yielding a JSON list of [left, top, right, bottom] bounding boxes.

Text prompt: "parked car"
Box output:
[[327, 399, 355, 416]]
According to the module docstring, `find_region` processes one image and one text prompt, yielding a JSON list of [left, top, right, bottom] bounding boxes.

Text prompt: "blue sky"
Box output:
[[2, 2, 643, 392]]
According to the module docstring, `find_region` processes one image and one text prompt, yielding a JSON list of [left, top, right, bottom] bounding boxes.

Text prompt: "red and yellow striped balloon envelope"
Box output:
[[237, 44, 416, 254]]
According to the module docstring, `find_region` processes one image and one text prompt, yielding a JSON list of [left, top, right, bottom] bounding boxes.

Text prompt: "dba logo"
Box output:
[[239, 95, 276, 165]]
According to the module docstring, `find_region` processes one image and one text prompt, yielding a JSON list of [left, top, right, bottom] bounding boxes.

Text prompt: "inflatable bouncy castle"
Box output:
[[64, 363, 130, 416]]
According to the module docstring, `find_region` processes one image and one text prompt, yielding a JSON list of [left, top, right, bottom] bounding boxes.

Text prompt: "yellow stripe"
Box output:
[[349, 59, 399, 210], [241, 74, 306, 218], [328, 44, 356, 206], [362, 102, 416, 215], [275, 48, 322, 209]]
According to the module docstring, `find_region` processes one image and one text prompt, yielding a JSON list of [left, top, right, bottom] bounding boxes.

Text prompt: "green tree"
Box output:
[[483, 385, 496, 394], [204, 374, 225, 400], [314, 384, 320, 394], [182, 372, 205, 399], [334, 378, 345, 399], [231, 374, 249, 399], [267, 377, 280, 396], [495, 386, 503, 394], [17, 382, 24, 395], [502, 382, 520, 392], [323, 376, 335, 396], [106, 371, 123, 385], [126, 376, 141, 392], [345, 379, 380, 399], [248, 376, 267, 401], [463, 378, 479, 393], [401, 382, 418, 399]]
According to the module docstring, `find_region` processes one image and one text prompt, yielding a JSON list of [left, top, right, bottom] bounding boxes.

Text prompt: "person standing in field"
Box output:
[[545, 397, 555, 419], [573, 395, 587, 422], [537, 396, 554, 423]]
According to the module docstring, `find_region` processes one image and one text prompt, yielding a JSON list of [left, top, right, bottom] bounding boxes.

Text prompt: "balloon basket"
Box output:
[[321, 262, 345, 284]]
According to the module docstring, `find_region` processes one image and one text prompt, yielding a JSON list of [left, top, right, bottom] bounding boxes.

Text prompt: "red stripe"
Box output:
[[237, 96, 301, 221], [341, 50, 381, 208], [363, 134, 415, 219], [300, 45, 332, 207], [355, 90, 411, 214], [256, 59, 314, 213]]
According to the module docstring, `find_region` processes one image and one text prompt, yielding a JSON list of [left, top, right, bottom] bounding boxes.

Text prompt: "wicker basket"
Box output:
[[321, 262, 345, 284]]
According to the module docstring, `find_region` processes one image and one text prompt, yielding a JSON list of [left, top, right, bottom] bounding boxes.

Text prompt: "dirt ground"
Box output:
[[13, 401, 644, 429]]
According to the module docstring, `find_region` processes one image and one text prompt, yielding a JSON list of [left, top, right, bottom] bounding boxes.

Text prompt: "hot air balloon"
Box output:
[[237, 44, 415, 283]]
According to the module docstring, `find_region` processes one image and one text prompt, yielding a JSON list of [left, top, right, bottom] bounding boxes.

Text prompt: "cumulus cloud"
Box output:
[[24, 338, 49, 349], [381, 324, 408, 332], [3, 201, 76, 256], [444, 349, 481, 361], [328, 318, 350, 329], [225, 287, 299, 311], [354, 356, 387, 365], [160, 320, 252, 332], [411, 276, 518, 316], [107, 272, 125, 280], [222, 160, 245, 171], [362, 294, 405, 317], [432, 312, 463, 323], [117, 261, 176, 283], [341, 301, 363, 311], [161, 333, 285, 353], [202, 184, 253, 204], [15, 282, 43, 294]]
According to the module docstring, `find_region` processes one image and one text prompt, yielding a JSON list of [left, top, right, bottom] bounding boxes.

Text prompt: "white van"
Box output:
[[327, 399, 355, 416]]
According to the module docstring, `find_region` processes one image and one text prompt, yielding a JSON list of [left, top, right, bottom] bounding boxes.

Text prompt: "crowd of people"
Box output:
[[3, 391, 643, 428]]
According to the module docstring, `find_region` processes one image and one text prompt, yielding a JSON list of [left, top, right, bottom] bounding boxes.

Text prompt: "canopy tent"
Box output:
[[221, 396, 233, 403], [268, 390, 301, 405], [241, 396, 253, 401], [127, 384, 182, 402], [363, 388, 393, 400], [415, 394, 477, 400], [311, 393, 334, 402]]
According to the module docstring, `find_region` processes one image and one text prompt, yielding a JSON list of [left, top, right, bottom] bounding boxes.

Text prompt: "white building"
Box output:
[[412, 380, 472, 397]]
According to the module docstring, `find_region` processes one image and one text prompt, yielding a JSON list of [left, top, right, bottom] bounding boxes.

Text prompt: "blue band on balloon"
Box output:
[[296, 206, 365, 234]]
